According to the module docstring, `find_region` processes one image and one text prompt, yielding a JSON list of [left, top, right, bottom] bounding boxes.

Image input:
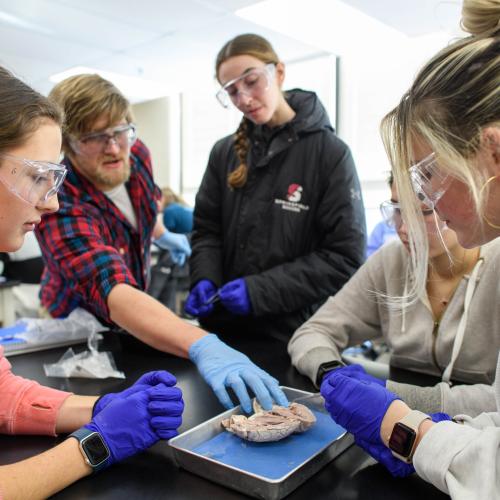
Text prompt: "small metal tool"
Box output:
[[203, 291, 221, 306]]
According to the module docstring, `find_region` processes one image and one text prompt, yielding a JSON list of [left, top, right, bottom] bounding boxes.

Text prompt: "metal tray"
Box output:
[[169, 387, 353, 500]]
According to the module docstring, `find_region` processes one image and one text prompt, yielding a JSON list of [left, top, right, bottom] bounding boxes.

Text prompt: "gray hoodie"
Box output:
[[288, 239, 500, 416]]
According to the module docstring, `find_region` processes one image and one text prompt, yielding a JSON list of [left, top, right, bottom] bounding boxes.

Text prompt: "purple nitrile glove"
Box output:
[[148, 385, 184, 440], [219, 278, 252, 315], [184, 279, 217, 317], [92, 370, 177, 417], [354, 412, 451, 477], [320, 372, 399, 445], [84, 385, 183, 467], [329, 364, 386, 387]]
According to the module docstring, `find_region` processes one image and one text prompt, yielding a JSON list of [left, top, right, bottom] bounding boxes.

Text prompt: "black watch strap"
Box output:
[[316, 360, 346, 387]]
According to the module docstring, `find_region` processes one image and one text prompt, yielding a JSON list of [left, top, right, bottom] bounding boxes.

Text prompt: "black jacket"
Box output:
[[191, 89, 366, 341]]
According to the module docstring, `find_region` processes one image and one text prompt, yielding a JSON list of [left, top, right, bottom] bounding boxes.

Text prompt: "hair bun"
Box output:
[[461, 0, 500, 36]]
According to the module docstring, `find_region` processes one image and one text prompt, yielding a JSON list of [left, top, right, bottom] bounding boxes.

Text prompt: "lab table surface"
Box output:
[[2, 331, 449, 499]]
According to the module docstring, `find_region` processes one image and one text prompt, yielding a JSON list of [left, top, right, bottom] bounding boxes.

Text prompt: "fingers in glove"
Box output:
[[237, 371, 273, 411], [150, 415, 183, 431], [135, 370, 177, 388], [261, 377, 289, 407], [225, 372, 253, 413], [148, 400, 184, 416], [148, 385, 183, 401], [213, 385, 237, 412]]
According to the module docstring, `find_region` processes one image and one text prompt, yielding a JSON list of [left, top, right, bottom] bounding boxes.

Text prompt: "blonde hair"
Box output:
[[160, 187, 188, 209], [49, 74, 133, 155], [380, 0, 500, 306], [215, 34, 280, 189], [0, 66, 62, 154]]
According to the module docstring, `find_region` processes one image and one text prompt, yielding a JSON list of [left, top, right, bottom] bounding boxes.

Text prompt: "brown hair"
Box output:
[[0, 66, 63, 154], [216, 34, 280, 189], [49, 73, 132, 154]]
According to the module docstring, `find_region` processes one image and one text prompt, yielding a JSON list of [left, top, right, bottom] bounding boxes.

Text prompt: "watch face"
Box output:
[[389, 422, 417, 457], [81, 433, 110, 466]]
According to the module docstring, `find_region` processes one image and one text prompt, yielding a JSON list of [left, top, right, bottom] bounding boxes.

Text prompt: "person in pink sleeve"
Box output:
[[0, 66, 184, 500]]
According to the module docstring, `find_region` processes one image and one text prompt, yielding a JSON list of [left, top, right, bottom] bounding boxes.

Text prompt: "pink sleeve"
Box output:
[[0, 346, 72, 436]]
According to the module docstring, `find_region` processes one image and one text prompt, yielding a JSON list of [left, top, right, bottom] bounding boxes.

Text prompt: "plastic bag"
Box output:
[[42, 309, 125, 379]]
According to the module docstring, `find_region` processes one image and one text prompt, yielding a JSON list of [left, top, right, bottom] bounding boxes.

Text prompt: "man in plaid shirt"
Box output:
[[35, 74, 288, 415]]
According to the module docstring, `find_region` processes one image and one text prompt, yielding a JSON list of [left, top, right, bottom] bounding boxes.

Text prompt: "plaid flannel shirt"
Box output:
[[36, 139, 161, 323]]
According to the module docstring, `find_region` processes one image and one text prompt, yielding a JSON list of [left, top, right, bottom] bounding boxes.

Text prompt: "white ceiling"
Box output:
[[0, 0, 462, 101]]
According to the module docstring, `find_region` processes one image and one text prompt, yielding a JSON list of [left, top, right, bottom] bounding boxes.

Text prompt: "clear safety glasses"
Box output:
[[380, 200, 446, 234], [0, 153, 67, 206], [72, 123, 137, 156], [216, 63, 276, 108], [408, 152, 452, 209]]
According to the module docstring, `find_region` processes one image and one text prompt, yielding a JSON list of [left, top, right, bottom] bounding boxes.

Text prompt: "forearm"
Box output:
[[55, 395, 97, 434], [0, 438, 91, 499], [108, 283, 206, 357]]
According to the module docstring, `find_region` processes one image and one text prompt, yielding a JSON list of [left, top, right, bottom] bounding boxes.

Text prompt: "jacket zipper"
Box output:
[[431, 321, 441, 372]]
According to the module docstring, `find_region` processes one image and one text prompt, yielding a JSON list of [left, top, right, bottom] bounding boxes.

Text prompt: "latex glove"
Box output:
[[355, 412, 451, 477], [320, 372, 398, 444], [219, 278, 252, 315], [184, 279, 217, 317], [84, 385, 183, 466], [189, 333, 288, 413], [92, 370, 177, 416], [154, 230, 191, 266], [334, 364, 385, 387]]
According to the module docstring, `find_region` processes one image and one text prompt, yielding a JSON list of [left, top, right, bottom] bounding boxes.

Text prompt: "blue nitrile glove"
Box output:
[[320, 372, 398, 444], [184, 279, 217, 317], [154, 230, 191, 266], [354, 412, 451, 477], [219, 278, 252, 315], [336, 364, 386, 387], [92, 370, 177, 417], [84, 385, 183, 467], [189, 333, 288, 414]]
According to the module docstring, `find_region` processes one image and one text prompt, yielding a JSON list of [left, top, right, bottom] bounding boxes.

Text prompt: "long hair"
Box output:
[[380, 0, 500, 307], [0, 66, 63, 154], [215, 34, 280, 189]]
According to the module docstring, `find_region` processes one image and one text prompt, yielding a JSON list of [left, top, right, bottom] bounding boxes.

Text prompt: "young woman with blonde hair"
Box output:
[[319, 1, 500, 497]]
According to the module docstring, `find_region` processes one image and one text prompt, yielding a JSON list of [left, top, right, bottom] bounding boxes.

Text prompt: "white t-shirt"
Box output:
[[104, 183, 138, 230]]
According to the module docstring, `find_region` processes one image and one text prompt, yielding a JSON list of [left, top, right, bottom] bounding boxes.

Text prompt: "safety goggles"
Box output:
[[216, 63, 276, 108], [0, 153, 67, 205], [380, 200, 436, 229], [408, 152, 452, 209], [72, 123, 137, 156]]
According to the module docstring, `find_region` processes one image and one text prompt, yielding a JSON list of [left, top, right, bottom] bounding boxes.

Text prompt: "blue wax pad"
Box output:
[[0, 322, 28, 345], [192, 410, 345, 480]]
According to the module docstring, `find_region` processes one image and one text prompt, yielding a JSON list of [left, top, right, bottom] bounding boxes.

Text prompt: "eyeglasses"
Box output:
[[0, 153, 67, 205], [408, 152, 452, 209], [380, 200, 435, 229], [72, 124, 137, 156], [216, 63, 276, 108]]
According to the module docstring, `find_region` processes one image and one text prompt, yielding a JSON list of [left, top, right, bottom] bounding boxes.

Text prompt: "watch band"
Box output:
[[315, 360, 346, 387], [69, 428, 110, 473], [389, 410, 430, 464]]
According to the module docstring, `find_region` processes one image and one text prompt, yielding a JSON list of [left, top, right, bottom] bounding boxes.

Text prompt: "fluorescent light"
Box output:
[[0, 10, 53, 35], [49, 66, 170, 103]]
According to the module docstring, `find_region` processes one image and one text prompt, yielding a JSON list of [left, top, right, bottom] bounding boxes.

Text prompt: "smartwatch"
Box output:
[[69, 428, 111, 473], [388, 410, 431, 464], [315, 360, 346, 387]]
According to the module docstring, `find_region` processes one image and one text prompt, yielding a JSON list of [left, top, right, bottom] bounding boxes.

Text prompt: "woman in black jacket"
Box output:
[[186, 33, 366, 342]]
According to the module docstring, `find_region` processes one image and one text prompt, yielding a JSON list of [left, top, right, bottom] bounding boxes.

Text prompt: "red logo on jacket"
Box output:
[[287, 184, 303, 203]]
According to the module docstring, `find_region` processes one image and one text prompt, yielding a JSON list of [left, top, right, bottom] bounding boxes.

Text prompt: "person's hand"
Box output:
[[334, 364, 385, 387], [219, 278, 252, 315], [189, 333, 288, 413], [355, 412, 451, 477], [154, 229, 191, 266], [320, 371, 398, 444], [92, 370, 177, 416], [84, 385, 183, 466], [185, 279, 217, 317]]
